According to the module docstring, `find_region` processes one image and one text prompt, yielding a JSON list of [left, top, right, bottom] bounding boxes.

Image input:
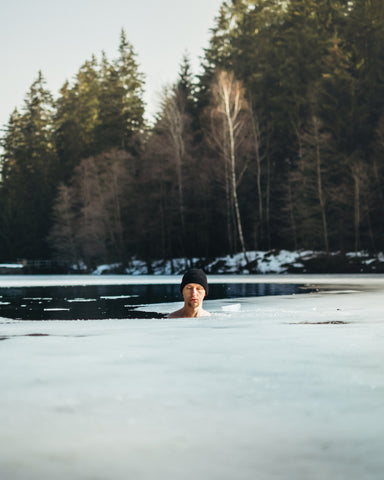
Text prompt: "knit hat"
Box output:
[[180, 269, 209, 295]]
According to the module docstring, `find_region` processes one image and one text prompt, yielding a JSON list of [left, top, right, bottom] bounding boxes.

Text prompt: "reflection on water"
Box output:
[[0, 283, 307, 320]]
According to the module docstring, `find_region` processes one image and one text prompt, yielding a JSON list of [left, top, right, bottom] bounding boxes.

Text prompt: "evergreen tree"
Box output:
[[95, 29, 145, 153], [197, 2, 234, 112], [2, 5, 384, 265], [287, 116, 335, 251], [54, 56, 101, 180], [344, 0, 384, 151], [0, 72, 58, 259]]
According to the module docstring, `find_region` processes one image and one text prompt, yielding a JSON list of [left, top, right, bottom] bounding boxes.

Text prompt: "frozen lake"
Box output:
[[1, 274, 384, 479], [0, 275, 308, 320]]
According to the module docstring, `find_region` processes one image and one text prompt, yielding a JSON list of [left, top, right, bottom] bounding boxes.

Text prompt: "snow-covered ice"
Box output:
[[0, 274, 384, 480]]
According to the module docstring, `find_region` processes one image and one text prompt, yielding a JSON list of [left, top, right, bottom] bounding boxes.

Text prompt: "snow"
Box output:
[[0, 274, 384, 480], [0, 263, 24, 268], [92, 263, 123, 275], [120, 250, 315, 275], [67, 298, 97, 302], [113, 249, 384, 274], [2, 249, 384, 275]]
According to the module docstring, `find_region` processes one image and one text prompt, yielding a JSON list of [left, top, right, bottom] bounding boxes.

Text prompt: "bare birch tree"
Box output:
[[312, 116, 329, 254], [208, 70, 250, 263], [372, 115, 384, 212], [160, 87, 188, 236], [249, 100, 268, 245], [76, 150, 132, 263], [143, 80, 196, 261], [47, 183, 81, 266], [48, 150, 132, 267], [75, 156, 108, 264]]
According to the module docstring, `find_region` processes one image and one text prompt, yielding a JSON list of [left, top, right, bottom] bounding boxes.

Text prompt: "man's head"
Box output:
[[167, 269, 210, 318], [180, 269, 208, 296]]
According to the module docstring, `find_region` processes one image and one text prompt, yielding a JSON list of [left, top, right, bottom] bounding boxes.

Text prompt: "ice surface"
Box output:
[[0, 274, 384, 480], [0, 263, 24, 268], [100, 295, 139, 299], [66, 298, 97, 302]]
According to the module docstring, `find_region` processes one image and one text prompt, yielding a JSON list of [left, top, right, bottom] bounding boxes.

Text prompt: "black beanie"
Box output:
[[180, 269, 209, 295]]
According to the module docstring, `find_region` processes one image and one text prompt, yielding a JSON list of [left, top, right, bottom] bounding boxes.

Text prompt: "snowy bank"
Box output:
[[101, 249, 384, 275], [2, 250, 384, 275]]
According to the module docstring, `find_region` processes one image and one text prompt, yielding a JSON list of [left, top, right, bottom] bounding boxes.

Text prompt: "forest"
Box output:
[[1, 0, 384, 271]]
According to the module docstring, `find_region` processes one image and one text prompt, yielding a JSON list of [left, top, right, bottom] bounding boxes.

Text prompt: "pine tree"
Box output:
[[0, 72, 58, 259], [95, 29, 145, 153], [197, 2, 234, 112], [54, 56, 101, 180]]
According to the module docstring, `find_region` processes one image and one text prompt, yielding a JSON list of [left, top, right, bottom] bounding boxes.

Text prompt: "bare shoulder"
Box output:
[[166, 308, 211, 318], [166, 308, 184, 318]]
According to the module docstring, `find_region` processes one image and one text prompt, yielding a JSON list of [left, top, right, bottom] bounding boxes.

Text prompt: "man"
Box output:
[[168, 268, 211, 318]]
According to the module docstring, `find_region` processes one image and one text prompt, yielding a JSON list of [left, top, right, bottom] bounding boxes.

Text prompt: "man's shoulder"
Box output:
[[167, 308, 184, 318], [167, 308, 211, 318]]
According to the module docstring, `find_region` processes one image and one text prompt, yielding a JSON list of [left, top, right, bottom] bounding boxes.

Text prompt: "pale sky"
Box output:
[[0, 0, 223, 132]]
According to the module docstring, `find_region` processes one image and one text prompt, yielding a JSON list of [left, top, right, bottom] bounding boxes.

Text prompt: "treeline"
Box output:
[[1, 0, 384, 269]]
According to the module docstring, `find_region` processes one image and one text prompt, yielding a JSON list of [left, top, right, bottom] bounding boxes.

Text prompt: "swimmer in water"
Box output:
[[167, 268, 211, 318]]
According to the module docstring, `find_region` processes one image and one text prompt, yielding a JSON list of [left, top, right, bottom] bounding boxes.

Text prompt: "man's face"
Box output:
[[182, 283, 206, 308]]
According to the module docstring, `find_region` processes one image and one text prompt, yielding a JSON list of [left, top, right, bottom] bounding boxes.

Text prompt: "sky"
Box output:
[[0, 0, 223, 132]]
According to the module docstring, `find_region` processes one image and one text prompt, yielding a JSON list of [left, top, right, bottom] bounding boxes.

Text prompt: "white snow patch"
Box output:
[[100, 295, 138, 300], [221, 303, 241, 312], [24, 297, 53, 300], [0, 263, 24, 268], [92, 263, 122, 274], [66, 298, 97, 302]]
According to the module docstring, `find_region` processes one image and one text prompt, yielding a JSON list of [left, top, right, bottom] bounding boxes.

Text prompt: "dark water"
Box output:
[[0, 283, 308, 320]]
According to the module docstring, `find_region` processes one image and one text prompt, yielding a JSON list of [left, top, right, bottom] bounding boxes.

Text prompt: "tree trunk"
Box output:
[[313, 117, 329, 253], [165, 95, 186, 242], [250, 103, 263, 241], [265, 152, 271, 249], [224, 90, 249, 264], [208, 70, 251, 264], [352, 167, 361, 253], [287, 181, 298, 251]]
